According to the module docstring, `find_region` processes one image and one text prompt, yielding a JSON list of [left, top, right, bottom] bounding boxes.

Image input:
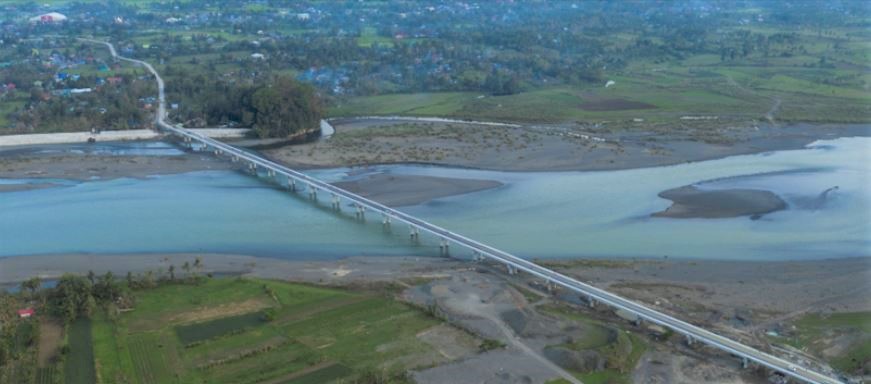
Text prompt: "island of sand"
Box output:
[[653, 185, 787, 219]]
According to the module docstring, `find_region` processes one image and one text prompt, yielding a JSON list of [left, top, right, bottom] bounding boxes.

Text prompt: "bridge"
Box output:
[[80, 37, 844, 384]]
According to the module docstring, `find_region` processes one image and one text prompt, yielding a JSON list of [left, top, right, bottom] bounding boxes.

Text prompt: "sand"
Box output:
[[265, 119, 871, 172], [653, 185, 787, 219], [0, 145, 502, 206], [0, 128, 249, 147], [0, 152, 237, 183], [333, 173, 502, 207], [0, 253, 462, 289], [541, 257, 871, 325]]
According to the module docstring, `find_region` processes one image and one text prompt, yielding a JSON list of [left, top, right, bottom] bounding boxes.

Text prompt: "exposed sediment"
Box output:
[[653, 185, 787, 219]]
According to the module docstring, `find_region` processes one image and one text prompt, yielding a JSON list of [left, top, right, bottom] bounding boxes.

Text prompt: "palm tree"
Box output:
[[20, 277, 41, 298]]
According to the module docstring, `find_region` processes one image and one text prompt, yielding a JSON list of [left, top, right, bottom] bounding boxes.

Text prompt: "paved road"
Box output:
[[81, 37, 844, 384]]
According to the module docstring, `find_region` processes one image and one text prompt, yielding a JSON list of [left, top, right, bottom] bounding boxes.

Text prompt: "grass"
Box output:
[[329, 91, 480, 118], [781, 311, 871, 374], [175, 310, 267, 345], [88, 277, 463, 383], [329, 47, 870, 125], [357, 26, 394, 48], [283, 363, 353, 384], [64, 317, 96, 384], [0, 98, 25, 129], [126, 277, 271, 331], [35, 367, 57, 384], [540, 304, 648, 384], [91, 312, 137, 384]]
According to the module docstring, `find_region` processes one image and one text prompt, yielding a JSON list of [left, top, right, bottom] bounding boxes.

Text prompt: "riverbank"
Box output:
[[0, 128, 250, 147], [0, 152, 237, 183], [0, 147, 502, 206], [2, 252, 866, 320], [266, 119, 871, 172]]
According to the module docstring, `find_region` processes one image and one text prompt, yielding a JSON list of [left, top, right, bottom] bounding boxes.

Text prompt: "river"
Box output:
[[1, 136, 868, 261]]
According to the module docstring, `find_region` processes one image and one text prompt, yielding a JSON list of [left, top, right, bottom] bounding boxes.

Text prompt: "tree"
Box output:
[[251, 76, 323, 139], [169, 264, 176, 281], [20, 277, 41, 298], [182, 261, 191, 278], [95, 271, 121, 303], [50, 274, 94, 323]]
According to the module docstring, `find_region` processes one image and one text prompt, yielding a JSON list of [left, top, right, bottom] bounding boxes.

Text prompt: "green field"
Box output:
[[83, 277, 467, 384], [175, 310, 267, 345], [64, 318, 96, 384], [329, 48, 871, 125]]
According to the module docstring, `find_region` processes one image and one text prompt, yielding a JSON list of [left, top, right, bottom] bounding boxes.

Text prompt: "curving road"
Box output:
[[80, 37, 844, 384]]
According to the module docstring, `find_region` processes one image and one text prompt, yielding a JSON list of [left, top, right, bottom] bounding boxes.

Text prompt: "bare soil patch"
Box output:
[[37, 319, 63, 367], [167, 297, 272, 326]]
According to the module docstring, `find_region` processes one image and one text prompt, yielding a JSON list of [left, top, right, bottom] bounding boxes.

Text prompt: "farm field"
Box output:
[[64, 318, 96, 384], [84, 277, 478, 384], [328, 35, 871, 125]]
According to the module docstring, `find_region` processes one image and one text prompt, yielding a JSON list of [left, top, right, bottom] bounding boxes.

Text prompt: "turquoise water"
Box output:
[[1, 137, 868, 260]]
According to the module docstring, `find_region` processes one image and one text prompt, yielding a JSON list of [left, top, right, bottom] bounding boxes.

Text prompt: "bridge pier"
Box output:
[[685, 335, 694, 346], [381, 214, 391, 228], [506, 264, 517, 275], [354, 204, 366, 220], [231, 155, 239, 163], [288, 179, 296, 191], [247, 162, 257, 174], [741, 357, 749, 369], [409, 225, 420, 240], [331, 194, 341, 210], [472, 251, 485, 262], [544, 280, 554, 293], [308, 186, 318, 200], [439, 238, 450, 256]]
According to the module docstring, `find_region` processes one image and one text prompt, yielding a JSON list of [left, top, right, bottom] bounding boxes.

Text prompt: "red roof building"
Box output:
[[18, 308, 34, 318]]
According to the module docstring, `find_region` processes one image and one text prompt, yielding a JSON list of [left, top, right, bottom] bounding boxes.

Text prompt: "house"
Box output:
[[18, 308, 34, 318], [250, 53, 265, 60], [106, 77, 123, 85], [29, 12, 68, 23]]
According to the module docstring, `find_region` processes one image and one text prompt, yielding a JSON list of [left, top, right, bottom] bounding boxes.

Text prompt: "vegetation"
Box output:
[[541, 304, 649, 384], [0, 270, 474, 384], [1, 1, 869, 133], [64, 318, 96, 384], [175, 310, 267, 346], [250, 76, 323, 139], [773, 311, 871, 376]]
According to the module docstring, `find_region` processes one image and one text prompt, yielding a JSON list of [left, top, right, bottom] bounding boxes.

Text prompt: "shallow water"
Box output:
[[1, 137, 868, 261], [0, 140, 184, 157]]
